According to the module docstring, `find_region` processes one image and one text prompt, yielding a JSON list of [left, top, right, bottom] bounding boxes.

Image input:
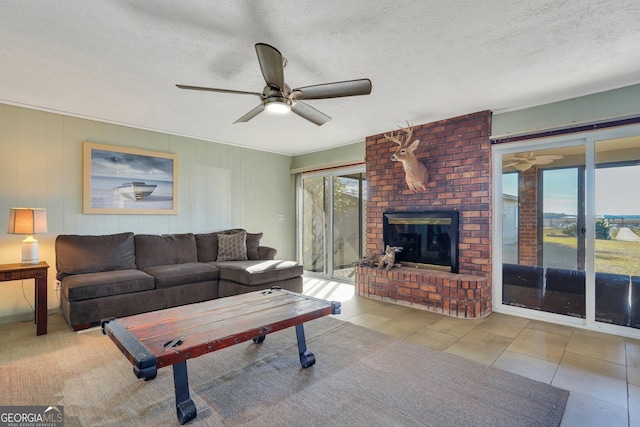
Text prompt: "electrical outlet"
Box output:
[[277, 214, 285, 221], [55, 282, 61, 291]]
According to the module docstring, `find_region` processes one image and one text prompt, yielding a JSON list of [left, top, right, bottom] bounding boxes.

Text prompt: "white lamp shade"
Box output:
[[8, 208, 48, 234]]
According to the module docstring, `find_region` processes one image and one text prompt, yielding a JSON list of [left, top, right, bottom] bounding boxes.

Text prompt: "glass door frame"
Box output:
[[492, 124, 640, 339], [296, 165, 366, 281]]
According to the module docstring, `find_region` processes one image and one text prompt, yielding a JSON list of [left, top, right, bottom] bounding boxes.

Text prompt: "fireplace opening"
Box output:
[[383, 211, 459, 273]]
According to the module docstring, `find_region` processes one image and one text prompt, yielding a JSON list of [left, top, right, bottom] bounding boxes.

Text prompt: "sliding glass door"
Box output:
[[299, 167, 366, 280], [500, 145, 586, 318], [494, 126, 640, 337], [594, 137, 640, 328]]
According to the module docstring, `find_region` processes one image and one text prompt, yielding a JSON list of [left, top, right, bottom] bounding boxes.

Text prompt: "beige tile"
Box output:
[[507, 328, 570, 363], [553, 351, 627, 407], [370, 312, 438, 339], [492, 350, 558, 384], [332, 296, 386, 321], [474, 312, 529, 338], [426, 316, 484, 338], [405, 328, 459, 351], [347, 312, 390, 328], [629, 384, 640, 427], [628, 348, 640, 386], [526, 319, 576, 337], [571, 327, 626, 344], [444, 330, 512, 366], [624, 338, 640, 387], [626, 338, 640, 355], [566, 329, 626, 365], [369, 302, 414, 318], [560, 392, 628, 427], [406, 307, 448, 321]]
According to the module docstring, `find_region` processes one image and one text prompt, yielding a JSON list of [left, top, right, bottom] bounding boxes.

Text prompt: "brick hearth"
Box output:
[[356, 111, 493, 318], [355, 265, 491, 318]]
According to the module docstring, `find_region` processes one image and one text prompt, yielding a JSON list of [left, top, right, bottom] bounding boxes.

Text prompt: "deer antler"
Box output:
[[384, 121, 414, 148]]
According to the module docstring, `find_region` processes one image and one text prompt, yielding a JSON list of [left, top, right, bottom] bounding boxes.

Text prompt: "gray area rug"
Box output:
[[1, 317, 568, 426]]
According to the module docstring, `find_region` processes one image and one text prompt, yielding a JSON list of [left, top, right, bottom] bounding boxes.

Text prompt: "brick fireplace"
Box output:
[[355, 111, 493, 318]]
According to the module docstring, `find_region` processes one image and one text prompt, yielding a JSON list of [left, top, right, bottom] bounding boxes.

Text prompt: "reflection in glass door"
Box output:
[[501, 146, 587, 318], [300, 168, 366, 280], [594, 137, 640, 329], [497, 131, 640, 336]]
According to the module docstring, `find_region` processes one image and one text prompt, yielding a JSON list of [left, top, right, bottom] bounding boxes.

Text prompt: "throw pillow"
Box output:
[[246, 232, 263, 260], [217, 231, 248, 261]]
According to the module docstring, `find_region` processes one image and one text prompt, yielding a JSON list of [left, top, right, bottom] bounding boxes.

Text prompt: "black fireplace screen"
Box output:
[[383, 211, 459, 273]]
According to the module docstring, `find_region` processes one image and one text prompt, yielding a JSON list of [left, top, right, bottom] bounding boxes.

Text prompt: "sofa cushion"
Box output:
[[195, 233, 219, 262], [143, 262, 219, 288], [55, 232, 136, 280], [135, 233, 198, 270], [62, 269, 155, 302], [212, 260, 302, 286], [246, 232, 263, 260], [217, 231, 248, 261]]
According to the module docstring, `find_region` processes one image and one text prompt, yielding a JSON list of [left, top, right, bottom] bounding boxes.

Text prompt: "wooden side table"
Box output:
[[0, 262, 49, 335]]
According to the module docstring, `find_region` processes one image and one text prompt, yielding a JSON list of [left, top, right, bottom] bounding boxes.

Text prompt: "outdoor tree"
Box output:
[[595, 218, 611, 240], [302, 176, 361, 271]]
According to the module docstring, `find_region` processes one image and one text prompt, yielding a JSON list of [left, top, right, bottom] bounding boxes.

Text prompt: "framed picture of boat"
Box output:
[[83, 142, 178, 214]]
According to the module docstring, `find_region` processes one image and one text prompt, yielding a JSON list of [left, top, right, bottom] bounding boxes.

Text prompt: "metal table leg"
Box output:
[[295, 323, 315, 368], [173, 361, 196, 425]]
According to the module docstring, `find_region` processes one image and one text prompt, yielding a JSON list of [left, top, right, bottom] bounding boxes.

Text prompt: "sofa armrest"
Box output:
[[257, 246, 277, 260]]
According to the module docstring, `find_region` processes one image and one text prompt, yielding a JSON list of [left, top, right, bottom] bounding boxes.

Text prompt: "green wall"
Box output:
[[290, 141, 365, 173], [492, 84, 640, 138], [0, 103, 294, 322]]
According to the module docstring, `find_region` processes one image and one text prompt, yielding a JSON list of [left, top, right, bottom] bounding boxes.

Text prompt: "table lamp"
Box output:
[[8, 208, 48, 264]]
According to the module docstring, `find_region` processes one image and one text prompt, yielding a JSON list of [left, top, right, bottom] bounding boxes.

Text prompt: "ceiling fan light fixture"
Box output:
[[514, 163, 533, 171], [264, 97, 292, 114]]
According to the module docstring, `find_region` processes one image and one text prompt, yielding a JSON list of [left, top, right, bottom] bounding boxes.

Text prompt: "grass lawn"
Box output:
[[544, 228, 640, 276]]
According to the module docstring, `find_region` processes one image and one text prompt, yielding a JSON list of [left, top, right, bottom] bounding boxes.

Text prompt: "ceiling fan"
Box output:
[[503, 152, 564, 171], [176, 43, 372, 126]]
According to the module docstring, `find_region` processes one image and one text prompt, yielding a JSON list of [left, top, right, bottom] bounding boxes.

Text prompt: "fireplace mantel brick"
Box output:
[[359, 110, 493, 317]]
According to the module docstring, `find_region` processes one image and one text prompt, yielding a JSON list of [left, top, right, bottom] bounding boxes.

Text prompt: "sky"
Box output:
[[91, 148, 174, 181], [503, 165, 640, 216]]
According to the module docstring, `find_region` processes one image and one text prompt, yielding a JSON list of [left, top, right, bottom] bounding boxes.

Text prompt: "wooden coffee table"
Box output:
[[102, 288, 341, 424]]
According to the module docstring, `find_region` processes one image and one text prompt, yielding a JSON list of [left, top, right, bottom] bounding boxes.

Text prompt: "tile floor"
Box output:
[[3, 278, 639, 426], [302, 276, 640, 427]]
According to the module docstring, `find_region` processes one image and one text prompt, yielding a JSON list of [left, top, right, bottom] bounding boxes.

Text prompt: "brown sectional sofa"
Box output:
[[55, 229, 303, 330]]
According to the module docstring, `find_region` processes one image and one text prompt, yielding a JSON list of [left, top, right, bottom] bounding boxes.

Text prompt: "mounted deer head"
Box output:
[[385, 122, 429, 192]]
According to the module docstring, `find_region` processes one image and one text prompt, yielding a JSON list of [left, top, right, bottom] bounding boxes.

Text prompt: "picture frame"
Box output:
[[83, 142, 178, 214]]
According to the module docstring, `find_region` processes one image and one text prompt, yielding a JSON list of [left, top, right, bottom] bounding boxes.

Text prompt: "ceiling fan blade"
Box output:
[[233, 104, 265, 123], [503, 162, 520, 168], [530, 159, 556, 165], [293, 79, 372, 100], [291, 101, 331, 126], [535, 155, 564, 161], [255, 43, 285, 89], [176, 84, 261, 97]]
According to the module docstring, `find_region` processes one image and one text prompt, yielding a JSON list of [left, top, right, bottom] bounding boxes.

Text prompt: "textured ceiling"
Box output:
[[1, 1, 640, 155]]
